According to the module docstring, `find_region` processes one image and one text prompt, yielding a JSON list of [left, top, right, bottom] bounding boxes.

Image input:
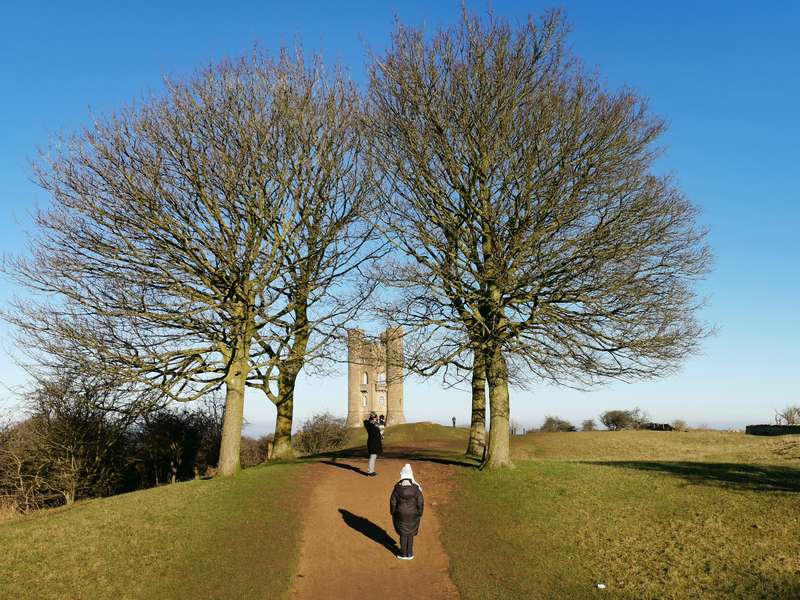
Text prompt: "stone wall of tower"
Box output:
[[384, 327, 405, 426], [346, 327, 405, 428], [345, 329, 365, 427]]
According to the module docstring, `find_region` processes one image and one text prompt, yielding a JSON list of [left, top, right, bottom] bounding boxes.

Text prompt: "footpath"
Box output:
[[289, 454, 460, 599]]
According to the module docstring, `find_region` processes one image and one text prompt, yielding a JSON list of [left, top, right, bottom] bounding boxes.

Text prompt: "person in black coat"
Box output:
[[390, 463, 424, 560], [364, 412, 382, 476]]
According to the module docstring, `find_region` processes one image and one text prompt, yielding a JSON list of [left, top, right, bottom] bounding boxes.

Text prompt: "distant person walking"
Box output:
[[451, 416, 456, 428], [390, 463, 424, 560], [364, 411, 382, 476]]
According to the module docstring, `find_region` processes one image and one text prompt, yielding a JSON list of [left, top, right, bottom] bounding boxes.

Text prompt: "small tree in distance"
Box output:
[[540, 416, 576, 432], [775, 406, 800, 426], [671, 419, 689, 432], [581, 419, 597, 432], [600, 409, 648, 431]]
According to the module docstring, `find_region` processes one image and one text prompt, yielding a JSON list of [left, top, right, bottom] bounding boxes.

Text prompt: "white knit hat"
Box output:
[[399, 463, 422, 491]]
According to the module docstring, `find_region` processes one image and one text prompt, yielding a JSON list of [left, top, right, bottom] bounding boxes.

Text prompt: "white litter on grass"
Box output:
[[596, 583, 607, 590]]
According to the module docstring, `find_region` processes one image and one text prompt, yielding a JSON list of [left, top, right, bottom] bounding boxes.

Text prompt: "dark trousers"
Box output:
[[399, 533, 415, 557]]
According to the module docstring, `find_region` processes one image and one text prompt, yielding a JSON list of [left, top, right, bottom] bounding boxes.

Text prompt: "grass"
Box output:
[[0, 462, 305, 600], [343, 421, 469, 449], [5, 425, 799, 599], [511, 429, 800, 463], [440, 430, 800, 599]]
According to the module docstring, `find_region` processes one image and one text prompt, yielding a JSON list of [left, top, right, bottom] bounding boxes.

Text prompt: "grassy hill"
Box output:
[[443, 430, 800, 599], [2, 425, 799, 599], [0, 463, 304, 600]]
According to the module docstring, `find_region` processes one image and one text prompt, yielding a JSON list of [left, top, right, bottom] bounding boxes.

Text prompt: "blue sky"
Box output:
[[1, 1, 798, 432]]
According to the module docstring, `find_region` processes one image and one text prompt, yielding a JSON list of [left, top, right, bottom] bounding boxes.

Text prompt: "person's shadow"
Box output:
[[320, 460, 369, 476], [338, 509, 400, 556]]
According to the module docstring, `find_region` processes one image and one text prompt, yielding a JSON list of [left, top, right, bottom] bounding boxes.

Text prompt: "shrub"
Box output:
[[581, 419, 596, 432], [240, 435, 273, 467], [129, 397, 223, 486], [600, 408, 648, 431], [540, 416, 576, 432], [293, 413, 348, 456], [0, 389, 130, 511], [671, 419, 689, 432]]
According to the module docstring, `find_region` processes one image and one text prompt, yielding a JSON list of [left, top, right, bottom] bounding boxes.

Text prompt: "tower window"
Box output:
[[379, 395, 385, 406], [362, 393, 368, 407], [362, 372, 369, 385]]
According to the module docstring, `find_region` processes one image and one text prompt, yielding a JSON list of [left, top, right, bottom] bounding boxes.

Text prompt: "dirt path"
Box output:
[[289, 453, 460, 599]]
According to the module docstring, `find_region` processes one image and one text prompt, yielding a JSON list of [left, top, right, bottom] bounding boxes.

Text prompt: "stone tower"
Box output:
[[345, 327, 405, 428]]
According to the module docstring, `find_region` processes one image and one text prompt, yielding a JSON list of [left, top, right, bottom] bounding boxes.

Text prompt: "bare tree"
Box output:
[[5, 50, 377, 474], [368, 10, 710, 468], [246, 52, 381, 459], [775, 405, 800, 426]]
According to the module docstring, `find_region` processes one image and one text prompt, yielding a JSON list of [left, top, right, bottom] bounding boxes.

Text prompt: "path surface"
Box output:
[[289, 453, 460, 599]]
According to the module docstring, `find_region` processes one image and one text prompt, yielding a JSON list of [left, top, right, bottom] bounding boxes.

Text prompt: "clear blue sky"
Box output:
[[1, 1, 798, 432]]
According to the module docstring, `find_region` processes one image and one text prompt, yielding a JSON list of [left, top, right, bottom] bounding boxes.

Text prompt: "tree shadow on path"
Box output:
[[338, 509, 400, 556], [595, 461, 800, 493], [320, 460, 369, 476]]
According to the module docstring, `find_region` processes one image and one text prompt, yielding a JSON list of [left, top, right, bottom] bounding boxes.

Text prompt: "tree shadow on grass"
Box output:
[[315, 446, 481, 469], [338, 509, 400, 556], [595, 461, 800, 493]]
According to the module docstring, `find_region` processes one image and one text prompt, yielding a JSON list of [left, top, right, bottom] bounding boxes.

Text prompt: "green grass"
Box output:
[[441, 431, 800, 599], [342, 421, 469, 449], [511, 429, 800, 463], [0, 462, 305, 600], [6, 425, 799, 599]]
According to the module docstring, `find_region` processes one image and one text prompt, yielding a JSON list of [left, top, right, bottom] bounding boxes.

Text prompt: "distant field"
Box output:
[[512, 429, 800, 463], [442, 430, 800, 599], [0, 463, 305, 600]]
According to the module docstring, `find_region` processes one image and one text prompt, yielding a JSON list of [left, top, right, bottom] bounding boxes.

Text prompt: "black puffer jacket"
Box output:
[[390, 480, 424, 535], [364, 419, 383, 455]]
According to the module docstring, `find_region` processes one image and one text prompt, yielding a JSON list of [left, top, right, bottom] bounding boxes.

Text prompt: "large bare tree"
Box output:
[[369, 10, 711, 468], [246, 52, 380, 459], [5, 51, 377, 474]]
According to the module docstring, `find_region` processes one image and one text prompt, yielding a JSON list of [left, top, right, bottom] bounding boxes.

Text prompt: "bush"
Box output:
[[581, 419, 596, 432], [240, 435, 273, 467], [540, 416, 576, 432], [0, 376, 225, 514], [671, 419, 689, 432], [0, 382, 131, 511], [293, 413, 348, 456], [600, 408, 648, 431], [129, 397, 223, 486]]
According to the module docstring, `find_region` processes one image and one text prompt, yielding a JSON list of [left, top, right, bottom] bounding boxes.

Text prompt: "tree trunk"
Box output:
[[271, 382, 296, 460], [483, 344, 512, 469], [269, 305, 309, 461], [467, 350, 486, 457], [218, 345, 248, 476]]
